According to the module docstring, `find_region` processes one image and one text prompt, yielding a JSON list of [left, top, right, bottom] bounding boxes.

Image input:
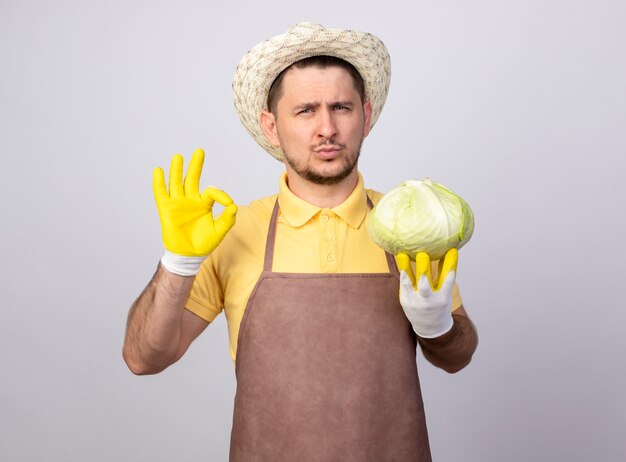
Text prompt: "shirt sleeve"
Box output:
[[185, 247, 224, 323]]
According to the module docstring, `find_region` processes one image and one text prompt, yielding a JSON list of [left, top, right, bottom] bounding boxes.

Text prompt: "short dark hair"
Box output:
[[266, 56, 366, 114]]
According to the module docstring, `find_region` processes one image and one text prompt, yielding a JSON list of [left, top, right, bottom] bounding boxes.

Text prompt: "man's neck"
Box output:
[[285, 169, 359, 208]]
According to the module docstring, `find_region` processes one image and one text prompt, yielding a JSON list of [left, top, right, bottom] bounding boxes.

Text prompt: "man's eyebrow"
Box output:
[[330, 100, 355, 107], [293, 101, 320, 110], [293, 100, 355, 110]]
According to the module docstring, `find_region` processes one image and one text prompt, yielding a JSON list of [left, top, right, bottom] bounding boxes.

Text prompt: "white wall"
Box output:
[[1, 1, 625, 460]]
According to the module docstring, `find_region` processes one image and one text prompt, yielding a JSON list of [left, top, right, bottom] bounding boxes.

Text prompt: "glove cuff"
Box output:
[[413, 315, 454, 339], [160, 250, 207, 276]]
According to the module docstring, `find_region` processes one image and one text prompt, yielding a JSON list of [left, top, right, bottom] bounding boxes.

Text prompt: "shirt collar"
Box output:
[[277, 172, 369, 229]]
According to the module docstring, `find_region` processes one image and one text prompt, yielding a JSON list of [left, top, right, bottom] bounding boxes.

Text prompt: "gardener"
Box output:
[[123, 22, 478, 461]]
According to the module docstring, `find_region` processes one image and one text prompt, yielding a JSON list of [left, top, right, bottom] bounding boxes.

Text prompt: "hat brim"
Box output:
[[232, 22, 391, 161]]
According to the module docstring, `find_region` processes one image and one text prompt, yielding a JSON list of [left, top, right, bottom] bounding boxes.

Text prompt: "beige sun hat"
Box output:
[[232, 22, 391, 161]]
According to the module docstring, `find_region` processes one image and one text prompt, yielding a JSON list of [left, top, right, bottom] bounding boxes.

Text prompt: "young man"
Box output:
[[124, 23, 478, 461]]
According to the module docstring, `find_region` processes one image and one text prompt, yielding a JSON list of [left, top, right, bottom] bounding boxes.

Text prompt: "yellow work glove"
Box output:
[[397, 248, 458, 338], [153, 148, 238, 276]]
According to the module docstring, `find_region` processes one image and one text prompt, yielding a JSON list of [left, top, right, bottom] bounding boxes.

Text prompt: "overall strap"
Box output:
[[263, 199, 281, 272]]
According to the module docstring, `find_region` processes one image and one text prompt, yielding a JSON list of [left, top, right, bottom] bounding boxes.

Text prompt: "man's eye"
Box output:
[[333, 104, 349, 111], [298, 108, 312, 114]]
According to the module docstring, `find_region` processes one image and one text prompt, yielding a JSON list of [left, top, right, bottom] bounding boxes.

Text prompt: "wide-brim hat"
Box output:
[[232, 22, 391, 161]]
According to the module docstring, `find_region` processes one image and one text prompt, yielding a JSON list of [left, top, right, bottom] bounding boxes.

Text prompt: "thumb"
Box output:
[[213, 203, 238, 236]]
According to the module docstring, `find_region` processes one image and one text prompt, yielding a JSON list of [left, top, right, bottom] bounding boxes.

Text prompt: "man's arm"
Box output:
[[417, 305, 478, 374], [123, 264, 209, 375], [398, 249, 479, 373], [123, 149, 237, 375]]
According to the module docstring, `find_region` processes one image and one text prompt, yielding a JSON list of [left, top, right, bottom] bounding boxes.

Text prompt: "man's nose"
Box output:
[[317, 109, 338, 139]]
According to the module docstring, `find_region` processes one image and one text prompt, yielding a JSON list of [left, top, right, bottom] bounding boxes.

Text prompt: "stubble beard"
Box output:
[[282, 139, 363, 186]]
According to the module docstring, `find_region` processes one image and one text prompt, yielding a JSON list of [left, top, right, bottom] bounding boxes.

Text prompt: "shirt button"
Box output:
[[327, 254, 335, 262], [320, 214, 329, 222], [324, 234, 332, 241]]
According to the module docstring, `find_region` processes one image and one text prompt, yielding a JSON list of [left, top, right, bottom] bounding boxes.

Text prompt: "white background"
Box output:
[[1, 1, 625, 461]]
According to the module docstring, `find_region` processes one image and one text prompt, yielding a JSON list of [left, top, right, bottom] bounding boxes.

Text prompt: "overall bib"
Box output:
[[230, 199, 431, 461]]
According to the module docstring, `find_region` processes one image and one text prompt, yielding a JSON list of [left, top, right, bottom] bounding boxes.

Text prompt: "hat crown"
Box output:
[[287, 22, 324, 35]]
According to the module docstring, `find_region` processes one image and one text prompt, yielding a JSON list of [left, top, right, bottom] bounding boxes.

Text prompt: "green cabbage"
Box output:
[[368, 179, 474, 260]]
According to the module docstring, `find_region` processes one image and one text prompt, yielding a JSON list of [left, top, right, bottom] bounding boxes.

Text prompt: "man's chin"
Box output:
[[284, 149, 360, 186], [300, 165, 356, 185]]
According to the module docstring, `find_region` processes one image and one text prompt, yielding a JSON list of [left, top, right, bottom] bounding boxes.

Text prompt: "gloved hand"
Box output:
[[397, 248, 458, 338], [153, 148, 238, 276]]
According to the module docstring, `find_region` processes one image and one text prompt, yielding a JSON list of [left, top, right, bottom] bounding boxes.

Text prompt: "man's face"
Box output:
[[261, 66, 372, 185]]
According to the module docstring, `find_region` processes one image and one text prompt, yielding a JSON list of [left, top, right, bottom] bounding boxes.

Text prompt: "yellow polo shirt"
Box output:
[[186, 172, 463, 361]]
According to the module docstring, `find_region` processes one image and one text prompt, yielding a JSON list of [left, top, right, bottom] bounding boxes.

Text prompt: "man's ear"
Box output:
[[260, 110, 280, 147], [362, 100, 373, 138]]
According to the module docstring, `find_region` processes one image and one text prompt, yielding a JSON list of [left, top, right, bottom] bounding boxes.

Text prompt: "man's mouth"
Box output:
[[314, 145, 343, 160]]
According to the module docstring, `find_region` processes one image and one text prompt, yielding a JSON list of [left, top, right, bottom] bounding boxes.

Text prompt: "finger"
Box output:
[[169, 154, 184, 199], [214, 203, 238, 236], [436, 248, 458, 291], [152, 167, 167, 203], [183, 148, 205, 197], [414, 252, 432, 285], [417, 275, 433, 297], [440, 271, 456, 295], [399, 270, 416, 294], [200, 186, 235, 207], [396, 253, 415, 288]]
